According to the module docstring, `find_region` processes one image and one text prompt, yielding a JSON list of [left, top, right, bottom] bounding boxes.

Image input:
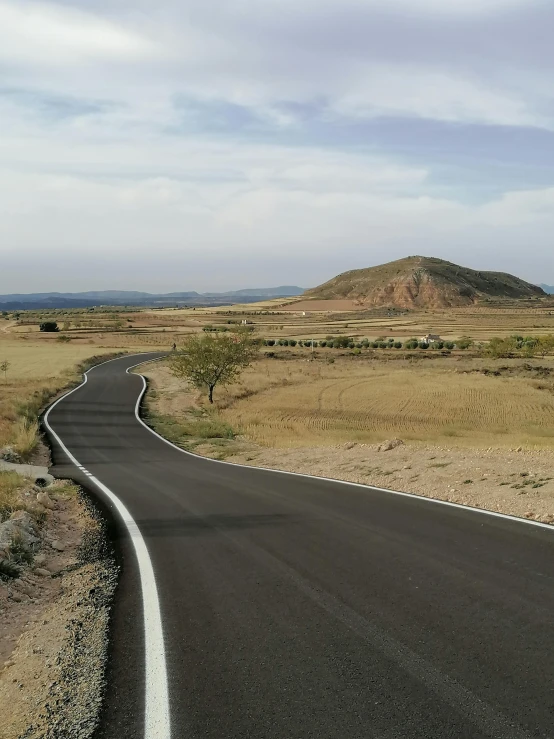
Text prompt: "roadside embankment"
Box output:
[[0, 471, 117, 739]]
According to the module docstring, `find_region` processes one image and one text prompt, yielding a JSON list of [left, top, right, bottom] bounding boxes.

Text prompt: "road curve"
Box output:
[[44, 353, 554, 739]]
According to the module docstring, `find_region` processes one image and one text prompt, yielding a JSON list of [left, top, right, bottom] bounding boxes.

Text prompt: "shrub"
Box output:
[[348, 341, 355, 349], [361, 339, 370, 348], [282, 339, 289, 346], [289, 339, 297, 347], [355, 342, 363, 349], [266, 338, 275, 346], [39, 321, 59, 332], [444, 341, 455, 350], [418, 342, 429, 349], [371, 342, 379, 349], [431, 341, 444, 350], [378, 341, 388, 349], [394, 342, 403, 349], [456, 337, 473, 350], [319, 340, 327, 347]]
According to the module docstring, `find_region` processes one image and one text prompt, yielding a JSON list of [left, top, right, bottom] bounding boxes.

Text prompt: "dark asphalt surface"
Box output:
[[45, 353, 554, 739]]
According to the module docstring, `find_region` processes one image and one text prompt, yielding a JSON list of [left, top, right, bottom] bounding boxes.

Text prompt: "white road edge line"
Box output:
[[129, 356, 554, 533], [43, 353, 171, 739]]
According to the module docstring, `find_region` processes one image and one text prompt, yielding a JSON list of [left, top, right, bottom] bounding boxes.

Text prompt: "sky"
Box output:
[[1, 0, 554, 293]]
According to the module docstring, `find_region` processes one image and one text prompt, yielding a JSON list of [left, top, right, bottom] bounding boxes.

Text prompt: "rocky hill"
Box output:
[[305, 256, 545, 309]]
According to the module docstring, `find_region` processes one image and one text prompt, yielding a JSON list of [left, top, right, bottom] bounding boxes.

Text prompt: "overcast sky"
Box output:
[[2, 0, 554, 292]]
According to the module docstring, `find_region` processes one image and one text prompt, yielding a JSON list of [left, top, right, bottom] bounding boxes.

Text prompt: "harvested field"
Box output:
[[140, 359, 554, 526], [0, 340, 136, 453], [280, 299, 360, 312], [213, 355, 554, 449]]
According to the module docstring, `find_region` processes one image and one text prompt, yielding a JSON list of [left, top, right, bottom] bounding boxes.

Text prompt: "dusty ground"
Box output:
[[142, 362, 554, 525], [0, 477, 116, 739]]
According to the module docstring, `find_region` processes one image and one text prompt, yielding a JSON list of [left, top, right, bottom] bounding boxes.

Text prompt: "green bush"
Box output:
[[418, 342, 429, 349], [378, 341, 388, 349], [266, 338, 275, 346], [456, 337, 473, 350], [394, 341, 403, 349], [319, 340, 327, 347], [444, 341, 455, 350], [289, 339, 297, 347], [39, 321, 59, 333]]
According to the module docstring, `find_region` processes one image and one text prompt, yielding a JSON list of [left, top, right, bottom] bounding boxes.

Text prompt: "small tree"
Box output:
[[169, 330, 259, 404], [39, 321, 59, 333], [0, 360, 9, 383], [456, 336, 473, 350]]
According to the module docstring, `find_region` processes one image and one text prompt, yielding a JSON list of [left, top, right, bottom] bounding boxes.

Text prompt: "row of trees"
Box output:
[[262, 337, 472, 350], [486, 335, 554, 358]]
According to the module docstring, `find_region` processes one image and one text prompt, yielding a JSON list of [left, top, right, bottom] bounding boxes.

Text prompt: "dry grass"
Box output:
[[11, 418, 40, 457], [0, 339, 137, 453], [212, 355, 554, 449], [0, 471, 27, 522]]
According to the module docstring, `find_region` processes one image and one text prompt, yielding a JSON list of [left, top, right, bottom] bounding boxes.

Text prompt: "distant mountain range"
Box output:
[[540, 284, 554, 294], [0, 286, 304, 311]]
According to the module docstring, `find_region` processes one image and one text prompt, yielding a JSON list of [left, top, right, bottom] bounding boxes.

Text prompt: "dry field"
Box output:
[[140, 356, 554, 524], [0, 338, 143, 454], [147, 298, 554, 343], [3, 298, 554, 458], [208, 354, 554, 450]]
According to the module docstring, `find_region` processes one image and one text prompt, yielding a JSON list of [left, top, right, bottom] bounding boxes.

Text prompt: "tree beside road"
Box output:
[[169, 329, 258, 403]]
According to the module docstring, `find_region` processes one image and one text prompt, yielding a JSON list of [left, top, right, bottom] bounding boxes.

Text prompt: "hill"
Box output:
[[540, 284, 554, 294], [305, 256, 545, 309]]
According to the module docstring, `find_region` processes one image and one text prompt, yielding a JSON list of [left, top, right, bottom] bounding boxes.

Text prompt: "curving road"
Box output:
[[44, 353, 554, 739]]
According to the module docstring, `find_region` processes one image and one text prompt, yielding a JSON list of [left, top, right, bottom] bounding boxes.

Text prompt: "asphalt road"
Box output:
[[45, 353, 554, 739]]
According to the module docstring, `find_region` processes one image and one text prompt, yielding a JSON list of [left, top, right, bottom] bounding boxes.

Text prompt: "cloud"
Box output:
[[1, 0, 554, 291], [0, 1, 157, 65]]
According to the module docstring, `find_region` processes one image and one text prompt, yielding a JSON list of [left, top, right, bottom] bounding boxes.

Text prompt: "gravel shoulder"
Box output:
[[0, 476, 117, 739]]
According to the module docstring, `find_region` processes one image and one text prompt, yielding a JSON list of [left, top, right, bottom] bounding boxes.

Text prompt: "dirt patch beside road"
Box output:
[[205, 442, 554, 524], [0, 475, 117, 739]]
